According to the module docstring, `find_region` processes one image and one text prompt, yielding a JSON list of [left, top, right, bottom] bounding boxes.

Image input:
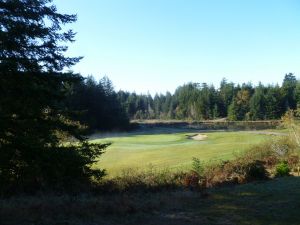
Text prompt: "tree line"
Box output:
[[112, 73, 299, 121], [71, 73, 299, 129], [65, 76, 129, 131]]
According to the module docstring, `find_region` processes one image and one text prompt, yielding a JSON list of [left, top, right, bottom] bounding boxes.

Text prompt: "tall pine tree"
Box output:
[[0, 0, 108, 191]]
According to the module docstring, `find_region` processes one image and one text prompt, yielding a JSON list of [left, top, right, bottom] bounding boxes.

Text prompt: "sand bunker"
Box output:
[[188, 134, 208, 141]]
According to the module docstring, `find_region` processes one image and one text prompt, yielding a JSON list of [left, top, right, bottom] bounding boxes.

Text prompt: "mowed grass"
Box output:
[[91, 130, 276, 176]]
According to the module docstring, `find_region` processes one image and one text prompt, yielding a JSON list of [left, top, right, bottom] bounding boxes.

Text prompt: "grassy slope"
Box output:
[[92, 131, 274, 176], [1, 177, 299, 225]]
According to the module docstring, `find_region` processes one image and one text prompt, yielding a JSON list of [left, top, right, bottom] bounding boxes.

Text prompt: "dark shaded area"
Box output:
[[65, 76, 130, 132], [1, 177, 299, 225], [0, 0, 108, 194]]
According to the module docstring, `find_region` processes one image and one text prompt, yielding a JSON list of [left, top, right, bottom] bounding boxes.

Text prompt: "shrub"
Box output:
[[204, 161, 233, 187], [275, 162, 290, 177], [226, 159, 268, 182], [183, 171, 200, 189], [100, 168, 186, 193], [192, 157, 205, 177], [245, 160, 269, 180], [264, 155, 279, 168], [203, 157, 269, 188], [287, 155, 300, 169], [271, 137, 297, 157]]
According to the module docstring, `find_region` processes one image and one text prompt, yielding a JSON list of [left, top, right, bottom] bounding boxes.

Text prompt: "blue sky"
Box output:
[[54, 0, 300, 95]]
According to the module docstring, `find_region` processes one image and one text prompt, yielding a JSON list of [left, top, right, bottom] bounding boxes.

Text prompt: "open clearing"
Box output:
[[91, 128, 283, 177]]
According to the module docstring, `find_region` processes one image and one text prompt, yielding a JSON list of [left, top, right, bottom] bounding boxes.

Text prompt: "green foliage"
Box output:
[[265, 85, 285, 119], [115, 74, 297, 121], [100, 167, 185, 192], [282, 73, 297, 110], [214, 159, 268, 185], [66, 76, 129, 132], [218, 78, 235, 117], [228, 89, 251, 120], [281, 109, 300, 147], [250, 84, 266, 120], [296, 81, 300, 107], [228, 100, 238, 120], [245, 160, 269, 180], [275, 162, 290, 177], [0, 0, 108, 192], [192, 157, 205, 176], [202, 135, 299, 187]]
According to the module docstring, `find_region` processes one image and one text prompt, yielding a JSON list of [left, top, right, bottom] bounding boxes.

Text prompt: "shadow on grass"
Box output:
[[193, 176, 300, 225], [136, 177, 300, 225], [1, 177, 299, 225]]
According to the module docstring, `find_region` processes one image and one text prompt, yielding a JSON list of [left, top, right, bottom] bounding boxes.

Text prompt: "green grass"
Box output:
[[92, 130, 277, 176]]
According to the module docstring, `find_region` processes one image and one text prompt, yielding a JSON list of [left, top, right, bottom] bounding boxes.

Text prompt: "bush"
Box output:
[[275, 162, 290, 177], [202, 158, 269, 188], [245, 160, 269, 180], [98, 168, 186, 193], [192, 157, 205, 176], [183, 171, 200, 189], [225, 159, 268, 182], [287, 155, 300, 169]]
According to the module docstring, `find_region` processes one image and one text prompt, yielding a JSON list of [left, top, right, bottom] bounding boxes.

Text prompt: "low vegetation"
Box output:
[[1, 177, 300, 225], [92, 135, 297, 193], [275, 162, 291, 177], [1, 131, 300, 224]]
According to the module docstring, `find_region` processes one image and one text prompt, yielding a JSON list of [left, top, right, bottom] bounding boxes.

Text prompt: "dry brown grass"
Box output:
[[1, 176, 300, 225]]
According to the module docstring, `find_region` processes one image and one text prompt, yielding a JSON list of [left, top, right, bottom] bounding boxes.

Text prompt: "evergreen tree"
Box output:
[[228, 99, 238, 121], [196, 83, 212, 120], [127, 93, 138, 118], [153, 94, 162, 118], [295, 81, 300, 108], [174, 83, 199, 119], [249, 84, 266, 120], [282, 73, 297, 110], [218, 78, 235, 117], [265, 85, 284, 119], [114, 75, 298, 122], [228, 89, 251, 120], [0, 0, 108, 191]]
